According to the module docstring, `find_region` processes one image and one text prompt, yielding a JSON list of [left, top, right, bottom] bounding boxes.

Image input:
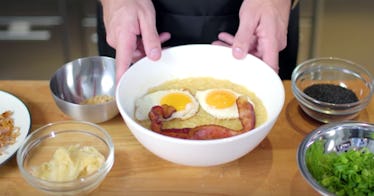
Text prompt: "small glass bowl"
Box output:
[[291, 57, 374, 123], [16, 121, 114, 195]]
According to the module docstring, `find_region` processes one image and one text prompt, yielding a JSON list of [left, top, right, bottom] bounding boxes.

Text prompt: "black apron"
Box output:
[[97, 0, 299, 80]]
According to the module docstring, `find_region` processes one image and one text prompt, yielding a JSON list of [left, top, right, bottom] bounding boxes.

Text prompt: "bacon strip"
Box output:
[[148, 96, 256, 140]]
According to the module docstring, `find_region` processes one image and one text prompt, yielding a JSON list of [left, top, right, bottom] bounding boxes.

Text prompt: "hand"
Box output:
[[101, 0, 170, 81], [212, 0, 291, 73], [132, 32, 171, 64]]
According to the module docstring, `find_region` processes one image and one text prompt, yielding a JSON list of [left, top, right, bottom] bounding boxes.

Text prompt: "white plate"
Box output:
[[0, 90, 31, 165]]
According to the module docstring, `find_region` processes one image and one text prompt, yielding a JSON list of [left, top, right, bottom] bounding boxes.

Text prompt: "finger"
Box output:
[[232, 10, 258, 59], [217, 32, 235, 45], [131, 32, 171, 64], [247, 38, 260, 57], [261, 39, 279, 73], [211, 40, 231, 47], [159, 32, 171, 44], [256, 12, 280, 73], [115, 32, 137, 82], [136, 35, 145, 54], [138, 9, 162, 61], [132, 49, 145, 63]]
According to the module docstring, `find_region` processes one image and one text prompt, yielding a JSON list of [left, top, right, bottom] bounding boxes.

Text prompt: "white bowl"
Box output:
[[116, 44, 285, 166]]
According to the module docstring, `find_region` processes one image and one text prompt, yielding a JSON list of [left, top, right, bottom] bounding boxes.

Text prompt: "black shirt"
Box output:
[[96, 0, 299, 79]]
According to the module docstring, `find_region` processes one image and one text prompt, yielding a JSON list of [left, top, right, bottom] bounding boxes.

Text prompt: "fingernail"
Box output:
[[233, 47, 245, 59], [149, 48, 161, 60]]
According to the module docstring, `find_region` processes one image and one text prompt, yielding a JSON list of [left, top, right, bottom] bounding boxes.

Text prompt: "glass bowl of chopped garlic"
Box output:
[[291, 57, 374, 123], [50, 56, 118, 123], [17, 120, 114, 195]]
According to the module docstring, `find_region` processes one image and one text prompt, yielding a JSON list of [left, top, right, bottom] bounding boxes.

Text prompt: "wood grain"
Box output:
[[0, 80, 372, 195]]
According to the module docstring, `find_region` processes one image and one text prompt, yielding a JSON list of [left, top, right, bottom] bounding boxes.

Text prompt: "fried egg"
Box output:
[[135, 89, 199, 121], [195, 88, 252, 119]]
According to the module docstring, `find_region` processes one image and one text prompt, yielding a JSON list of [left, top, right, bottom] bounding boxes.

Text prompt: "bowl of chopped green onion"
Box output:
[[297, 121, 374, 195]]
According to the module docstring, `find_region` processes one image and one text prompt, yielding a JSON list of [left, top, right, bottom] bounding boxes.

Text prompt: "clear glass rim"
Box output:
[[16, 120, 114, 191], [291, 57, 374, 114]]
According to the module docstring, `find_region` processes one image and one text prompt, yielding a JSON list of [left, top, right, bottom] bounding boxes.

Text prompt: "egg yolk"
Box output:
[[160, 93, 192, 111], [206, 90, 236, 109]]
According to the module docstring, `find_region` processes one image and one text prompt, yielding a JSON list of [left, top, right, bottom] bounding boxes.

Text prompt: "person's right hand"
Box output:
[[212, 0, 291, 73], [101, 0, 170, 81]]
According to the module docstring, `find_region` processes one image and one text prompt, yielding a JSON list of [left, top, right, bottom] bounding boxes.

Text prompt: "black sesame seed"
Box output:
[[303, 84, 359, 104]]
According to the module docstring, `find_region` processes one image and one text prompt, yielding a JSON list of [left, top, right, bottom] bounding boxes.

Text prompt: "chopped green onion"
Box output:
[[306, 140, 374, 195]]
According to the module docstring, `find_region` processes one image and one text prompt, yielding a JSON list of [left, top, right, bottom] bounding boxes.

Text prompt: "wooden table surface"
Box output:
[[0, 80, 373, 195]]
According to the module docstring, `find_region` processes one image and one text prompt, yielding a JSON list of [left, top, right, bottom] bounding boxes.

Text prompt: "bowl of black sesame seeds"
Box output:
[[291, 57, 374, 123]]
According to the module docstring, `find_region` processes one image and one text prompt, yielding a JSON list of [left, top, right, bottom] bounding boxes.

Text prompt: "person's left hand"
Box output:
[[212, 0, 291, 73]]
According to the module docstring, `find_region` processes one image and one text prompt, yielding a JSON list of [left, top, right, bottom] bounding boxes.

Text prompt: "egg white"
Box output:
[[135, 89, 199, 121], [195, 88, 251, 119]]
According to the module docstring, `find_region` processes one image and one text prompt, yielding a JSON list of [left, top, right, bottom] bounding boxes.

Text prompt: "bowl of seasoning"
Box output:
[[297, 121, 374, 195], [291, 57, 374, 123], [50, 56, 118, 123]]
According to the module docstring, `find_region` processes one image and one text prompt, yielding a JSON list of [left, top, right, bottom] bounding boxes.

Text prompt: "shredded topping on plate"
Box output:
[[0, 111, 20, 155]]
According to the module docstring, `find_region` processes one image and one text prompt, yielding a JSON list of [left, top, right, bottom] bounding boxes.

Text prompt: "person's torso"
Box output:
[[152, 0, 243, 46]]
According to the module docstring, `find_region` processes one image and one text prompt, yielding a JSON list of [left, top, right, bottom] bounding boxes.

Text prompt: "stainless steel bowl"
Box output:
[[297, 121, 374, 195], [50, 56, 118, 123]]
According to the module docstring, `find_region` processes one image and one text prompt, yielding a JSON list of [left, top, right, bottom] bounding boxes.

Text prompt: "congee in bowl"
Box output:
[[134, 77, 267, 140], [116, 44, 284, 166]]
